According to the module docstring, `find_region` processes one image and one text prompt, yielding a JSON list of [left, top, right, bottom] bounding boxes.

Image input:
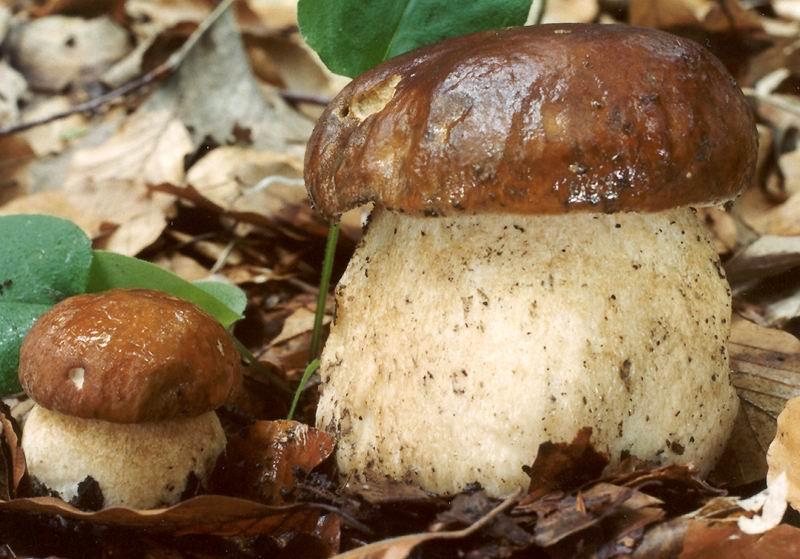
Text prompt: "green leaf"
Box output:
[[298, 0, 533, 77], [0, 215, 93, 394], [0, 303, 51, 394], [193, 280, 247, 317], [86, 251, 243, 328], [0, 215, 92, 305]]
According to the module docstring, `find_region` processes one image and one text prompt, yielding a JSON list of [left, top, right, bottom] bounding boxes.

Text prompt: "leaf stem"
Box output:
[[287, 358, 320, 420], [309, 222, 340, 360]]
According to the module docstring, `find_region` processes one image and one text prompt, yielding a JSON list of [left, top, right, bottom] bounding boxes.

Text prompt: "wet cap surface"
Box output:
[[19, 289, 241, 423], [305, 24, 758, 218]]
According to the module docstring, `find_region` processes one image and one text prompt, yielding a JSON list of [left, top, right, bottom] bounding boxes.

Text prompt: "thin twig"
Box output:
[[0, 0, 236, 137], [278, 90, 332, 106]]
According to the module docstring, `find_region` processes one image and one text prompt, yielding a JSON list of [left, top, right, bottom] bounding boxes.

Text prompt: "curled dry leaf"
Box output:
[[0, 402, 27, 501], [0, 191, 101, 238], [61, 108, 192, 254], [212, 419, 334, 505], [20, 97, 87, 157], [331, 492, 520, 559], [0, 494, 337, 537], [144, 8, 312, 151], [712, 317, 800, 486], [521, 427, 609, 502], [7, 16, 131, 92]]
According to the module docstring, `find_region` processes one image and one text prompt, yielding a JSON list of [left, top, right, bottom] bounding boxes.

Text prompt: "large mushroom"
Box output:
[[304, 24, 757, 497], [19, 289, 240, 509]]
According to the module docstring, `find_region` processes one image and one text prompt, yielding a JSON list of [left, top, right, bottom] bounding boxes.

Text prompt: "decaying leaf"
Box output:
[[212, 420, 334, 505], [144, 9, 312, 151], [60, 108, 191, 254], [0, 493, 338, 537], [0, 402, 27, 501], [679, 522, 800, 558], [713, 317, 800, 486], [521, 427, 609, 501], [332, 492, 519, 559]]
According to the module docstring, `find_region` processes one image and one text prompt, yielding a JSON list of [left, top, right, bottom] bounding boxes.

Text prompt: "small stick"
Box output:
[[0, 0, 236, 136]]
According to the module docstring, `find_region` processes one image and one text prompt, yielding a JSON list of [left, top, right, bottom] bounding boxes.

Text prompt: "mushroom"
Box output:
[[304, 24, 757, 497], [19, 289, 240, 509]]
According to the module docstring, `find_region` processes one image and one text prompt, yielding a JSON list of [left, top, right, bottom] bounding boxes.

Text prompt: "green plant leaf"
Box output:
[[298, 0, 533, 77], [86, 251, 243, 328], [0, 215, 93, 393], [0, 302, 51, 394], [193, 280, 247, 317], [0, 215, 92, 305]]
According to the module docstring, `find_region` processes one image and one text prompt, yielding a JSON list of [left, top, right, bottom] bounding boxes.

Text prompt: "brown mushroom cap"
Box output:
[[305, 24, 757, 219], [19, 289, 241, 423]]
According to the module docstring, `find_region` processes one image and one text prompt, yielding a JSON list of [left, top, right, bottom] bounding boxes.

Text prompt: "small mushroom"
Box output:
[[19, 289, 241, 509], [304, 24, 757, 496]]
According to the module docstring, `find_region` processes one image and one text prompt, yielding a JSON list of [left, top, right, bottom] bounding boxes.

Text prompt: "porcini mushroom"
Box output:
[[19, 289, 240, 509], [304, 24, 757, 497]]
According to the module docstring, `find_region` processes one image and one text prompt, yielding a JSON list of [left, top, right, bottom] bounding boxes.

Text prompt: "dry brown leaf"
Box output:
[[749, 192, 800, 236], [60, 108, 192, 253], [520, 427, 608, 503], [725, 235, 800, 285], [679, 522, 800, 558], [247, 33, 340, 96], [152, 253, 212, 281], [269, 306, 325, 347], [144, 8, 312, 151], [28, 0, 123, 18], [0, 191, 101, 236], [20, 97, 86, 156], [0, 402, 27, 501], [331, 493, 519, 559], [714, 317, 800, 486], [0, 136, 35, 205], [7, 16, 131, 92], [244, 0, 298, 30], [126, 0, 211, 39], [0, 494, 333, 536], [212, 420, 334, 505], [185, 146, 305, 215], [629, 0, 762, 32]]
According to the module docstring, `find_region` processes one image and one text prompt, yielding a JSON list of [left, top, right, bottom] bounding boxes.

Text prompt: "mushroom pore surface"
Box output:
[[317, 207, 738, 497], [22, 405, 226, 508]]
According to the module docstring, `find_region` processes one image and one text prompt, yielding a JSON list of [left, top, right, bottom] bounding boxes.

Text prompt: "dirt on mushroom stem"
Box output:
[[316, 206, 738, 497]]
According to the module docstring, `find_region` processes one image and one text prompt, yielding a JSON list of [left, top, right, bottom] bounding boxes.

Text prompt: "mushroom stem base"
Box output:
[[318, 207, 738, 496]]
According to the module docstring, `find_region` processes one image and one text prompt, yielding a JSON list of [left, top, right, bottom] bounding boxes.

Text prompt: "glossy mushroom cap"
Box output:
[[305, 24, 757, 219], [19, 289, 241, 423]]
